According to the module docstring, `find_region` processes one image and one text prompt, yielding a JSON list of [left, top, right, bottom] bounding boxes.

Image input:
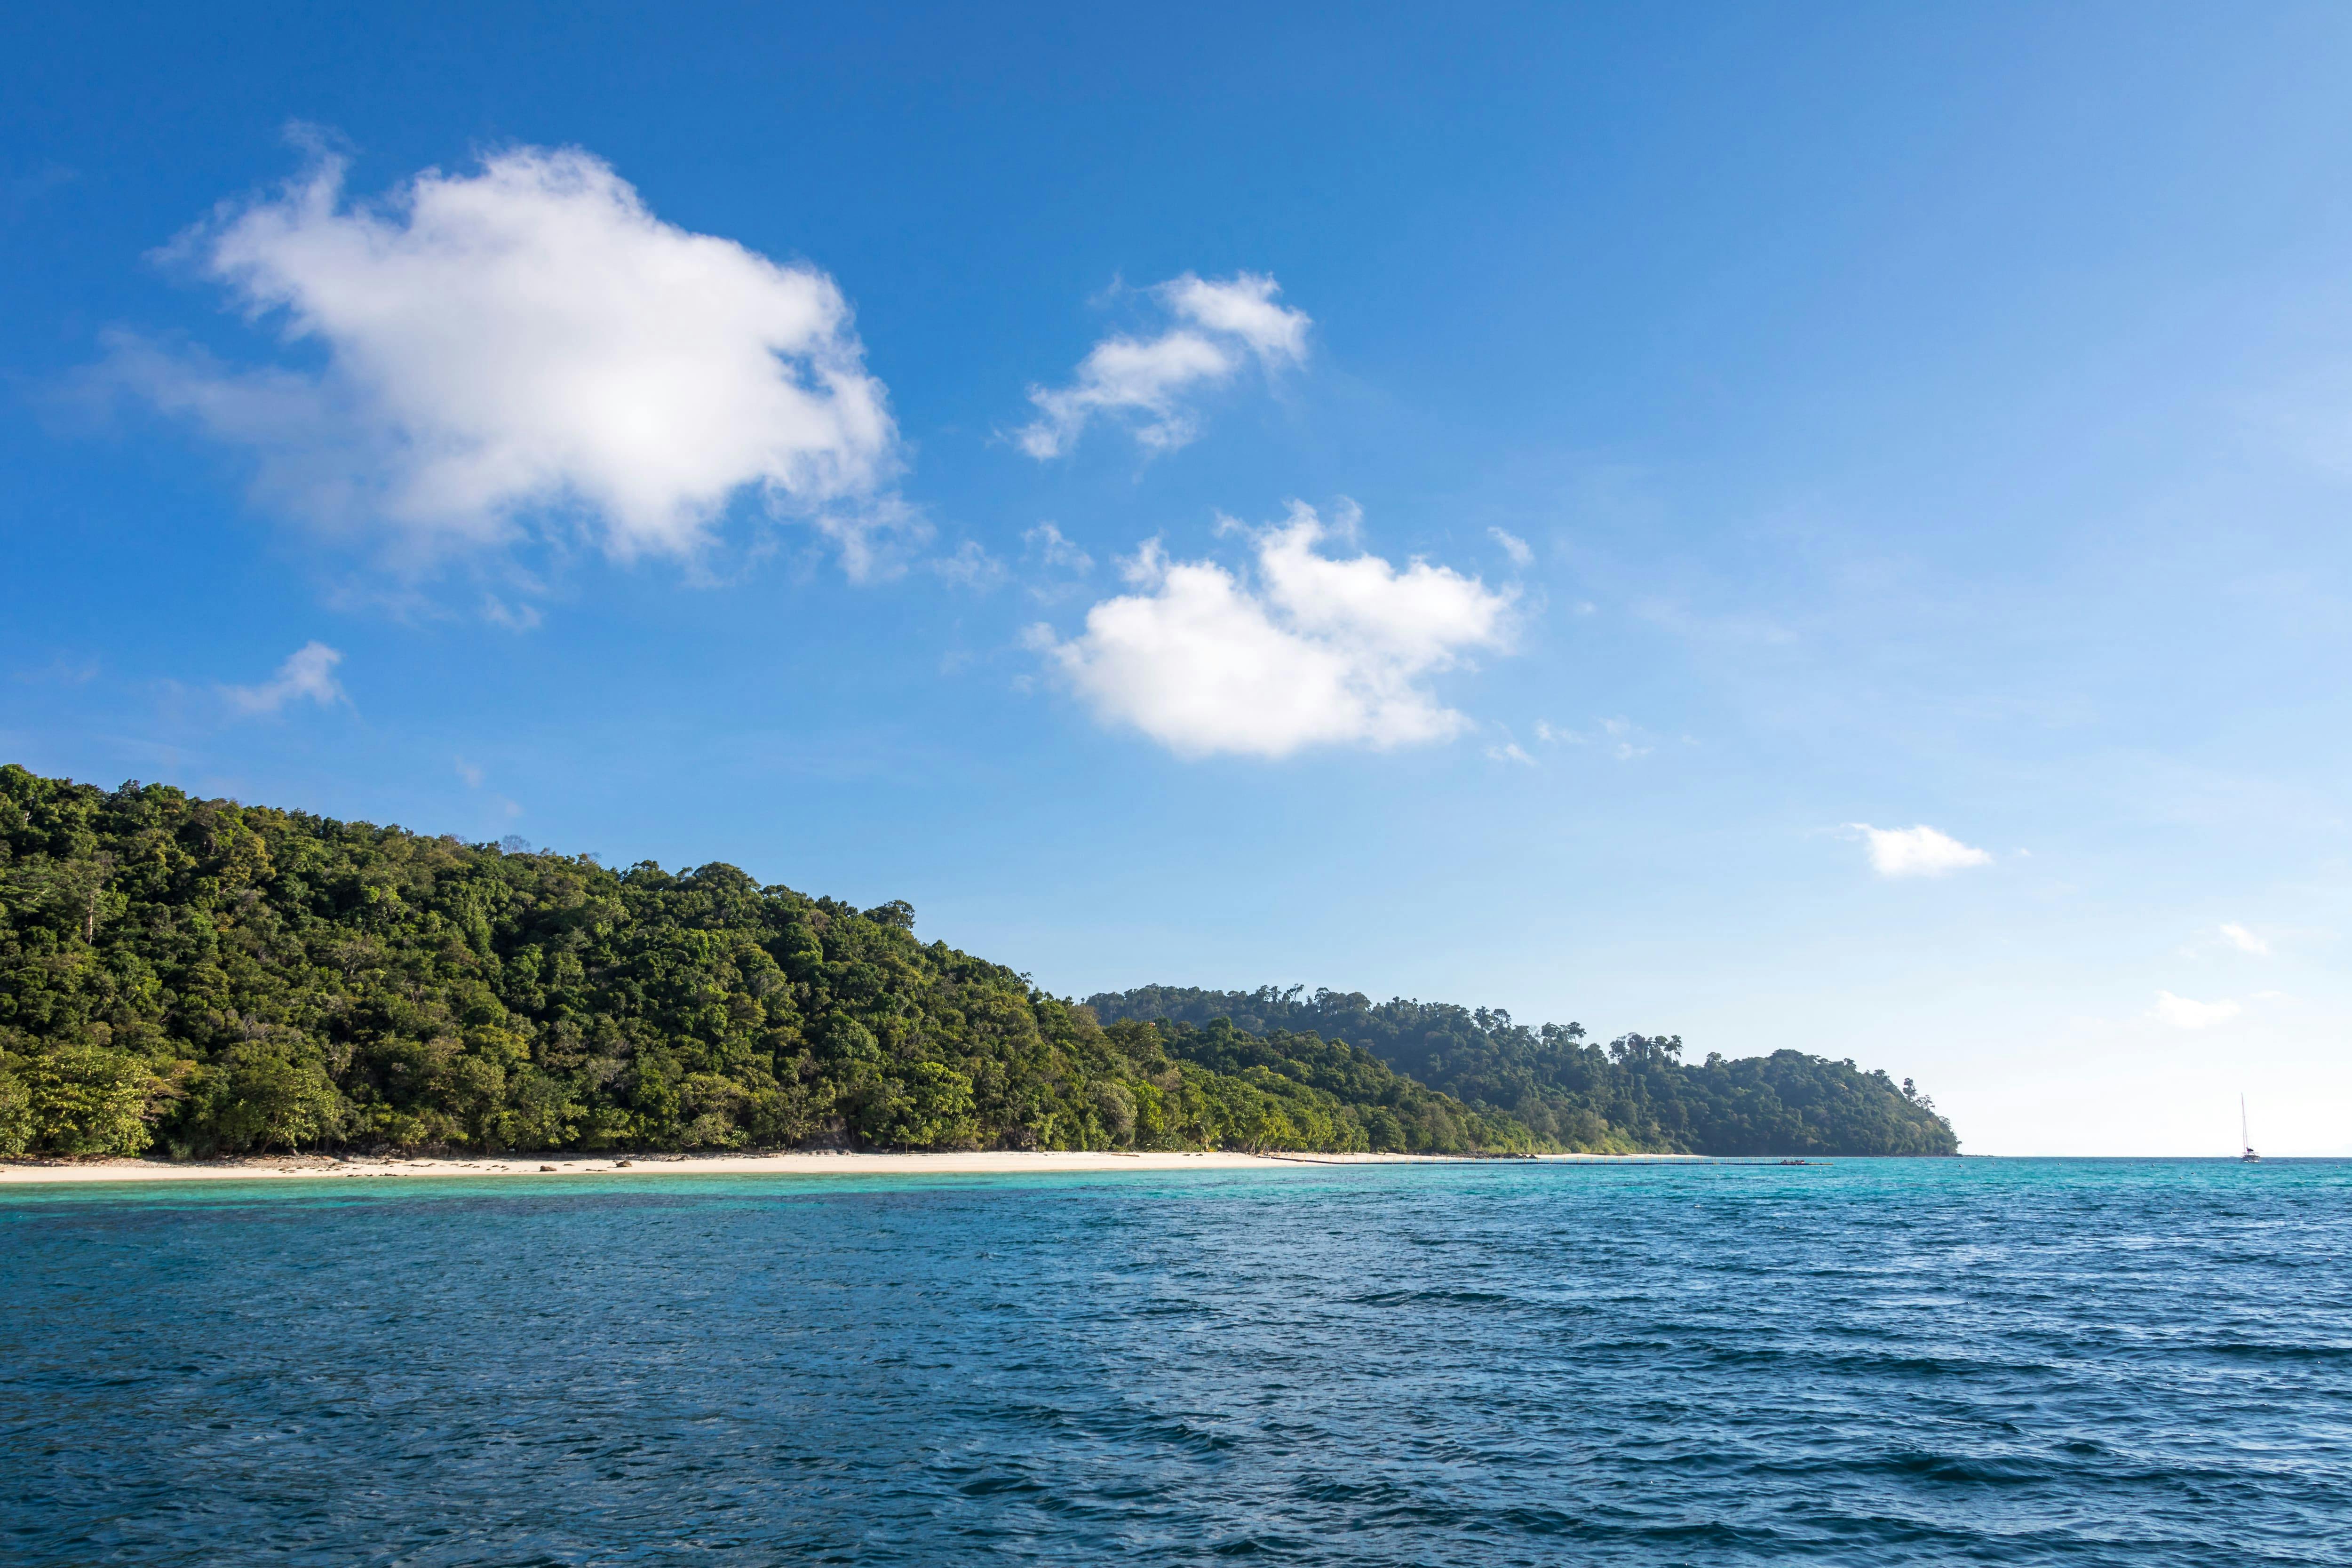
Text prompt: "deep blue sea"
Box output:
[[3, 1158, 2348, 1566]]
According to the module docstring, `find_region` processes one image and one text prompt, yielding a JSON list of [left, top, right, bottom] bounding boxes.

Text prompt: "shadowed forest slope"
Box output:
[[1087, 986, 1958, 1157]]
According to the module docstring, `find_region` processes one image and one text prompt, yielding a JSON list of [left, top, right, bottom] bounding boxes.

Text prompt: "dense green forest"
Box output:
[[0, 766, 1529, 1158], [1088, 986, 1958, 1157], [0, 765, 1954, 1159]]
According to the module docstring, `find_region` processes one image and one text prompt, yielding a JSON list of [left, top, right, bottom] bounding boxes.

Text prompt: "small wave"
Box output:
[[2197, 1340, 2352, 1362], [12, 1159, 2352, 1565]]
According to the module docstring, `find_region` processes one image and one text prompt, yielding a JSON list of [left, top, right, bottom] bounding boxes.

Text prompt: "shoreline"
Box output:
[[0, 1149, 1690, 1186]]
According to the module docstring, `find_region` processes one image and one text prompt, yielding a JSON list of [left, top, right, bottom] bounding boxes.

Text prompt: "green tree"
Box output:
[[1090, 987, 1957, 1157], [23, 1046, 156, 1155], [182, 1043, 344, 1154], [0, 1066, 30, 1157], [858, 1061, 978, 1147]]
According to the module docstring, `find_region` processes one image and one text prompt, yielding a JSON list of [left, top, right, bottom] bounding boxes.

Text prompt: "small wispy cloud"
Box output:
[[222, 642, 346, 716], [481, 595, 542, 632], [1014, 272, 1310, 459], [1851, 823, 1991, 878], [1636, 598, 1796, 647], [1017, 522, 1097, 603], [454, 754, 522, 819], [1486, 740, 1536, 766], [809, 495, 936, 585], [1489, 528, 1534, 568], [1536, 716, 1652, 761], [1024, 522, 1094, 574], [929, 539, 1006, 589], [8, 162, 79, 204], [2152, 991, 2241, 1030], [12, 655, 100, 687], [2218, 922, 2271, 956]]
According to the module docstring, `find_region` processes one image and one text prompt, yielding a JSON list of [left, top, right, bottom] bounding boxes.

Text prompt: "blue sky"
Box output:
[[6, 2, 2351, 1154]]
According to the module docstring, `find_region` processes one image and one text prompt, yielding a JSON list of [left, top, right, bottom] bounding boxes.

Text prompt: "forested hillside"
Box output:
[[1088, 986, 1958, 1156], [0, 765, 1954, 1160], [0, 766, 1530, 1158]]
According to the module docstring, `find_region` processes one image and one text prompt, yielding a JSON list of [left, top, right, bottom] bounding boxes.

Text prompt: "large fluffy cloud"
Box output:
[[1015, 273, 1309, 459], [114, 144, 900, 567], [1028, 503, 1514, 758]]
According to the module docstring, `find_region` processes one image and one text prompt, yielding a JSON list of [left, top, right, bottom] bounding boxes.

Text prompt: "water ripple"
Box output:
[[2, 1159, 2348, 1565]]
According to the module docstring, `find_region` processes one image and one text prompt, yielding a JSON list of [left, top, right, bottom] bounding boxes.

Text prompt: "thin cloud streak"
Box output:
[[1015, 272, 1311, 459], [2218, 922, 2271, 955], [221, 641, 345, 716]]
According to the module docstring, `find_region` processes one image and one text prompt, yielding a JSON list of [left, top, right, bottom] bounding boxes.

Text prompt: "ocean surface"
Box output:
[[3, 1158, 2347, 1566]]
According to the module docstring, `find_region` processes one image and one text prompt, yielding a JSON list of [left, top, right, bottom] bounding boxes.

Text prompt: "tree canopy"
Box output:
[[0, 766, 1955, 1160], [1086, 986, 1958, 1156], [0, 767, 1533, 1158]]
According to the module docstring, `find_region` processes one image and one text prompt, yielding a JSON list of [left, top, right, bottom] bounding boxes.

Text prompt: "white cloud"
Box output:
[[1019, 522, 1097, 604], [1015, 272, 1310, 459], [808, 497, 936, 584], [480, 594, 542, 631], [455, 756, 523, 819], [1023, 522, 1094, 574], [222, 641, 345, 715], [2152, 991, 2241, 1030], [928, 539, 1005, 589], [1489, 528, 1534, 568], [2218, 922, 2271, 955], [1487, 741, 1536, 766], [112, 142, 898, 569], [1637, 598, 1797, 646], [1160, 272, 1311, 362], [1029, 502, 1514, 758], [1852, 823, 1992, 878], [1535, 716, 1651, 761]]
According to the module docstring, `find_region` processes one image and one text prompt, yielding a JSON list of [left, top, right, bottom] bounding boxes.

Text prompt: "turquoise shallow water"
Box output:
[[3, 1158, 2347, 1565]]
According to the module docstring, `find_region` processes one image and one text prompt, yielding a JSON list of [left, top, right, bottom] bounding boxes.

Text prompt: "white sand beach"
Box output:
[[0, 1148, 1675, 1185]]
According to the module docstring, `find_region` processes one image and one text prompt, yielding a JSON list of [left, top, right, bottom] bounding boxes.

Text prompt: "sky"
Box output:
[[5, 2, 2350, 1156]]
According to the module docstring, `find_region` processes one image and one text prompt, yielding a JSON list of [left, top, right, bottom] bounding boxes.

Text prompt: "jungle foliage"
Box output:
[[1086, 986, 1959, 1156], [0, 766, 1538, 1159]]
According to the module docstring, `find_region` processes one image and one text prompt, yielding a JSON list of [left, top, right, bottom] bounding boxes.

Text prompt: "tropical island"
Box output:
[[0, 764, 1956, 1162]]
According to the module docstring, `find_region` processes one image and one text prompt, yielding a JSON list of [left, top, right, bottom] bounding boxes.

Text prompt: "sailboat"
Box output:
[[2241, 1095, 2260, 1163]]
